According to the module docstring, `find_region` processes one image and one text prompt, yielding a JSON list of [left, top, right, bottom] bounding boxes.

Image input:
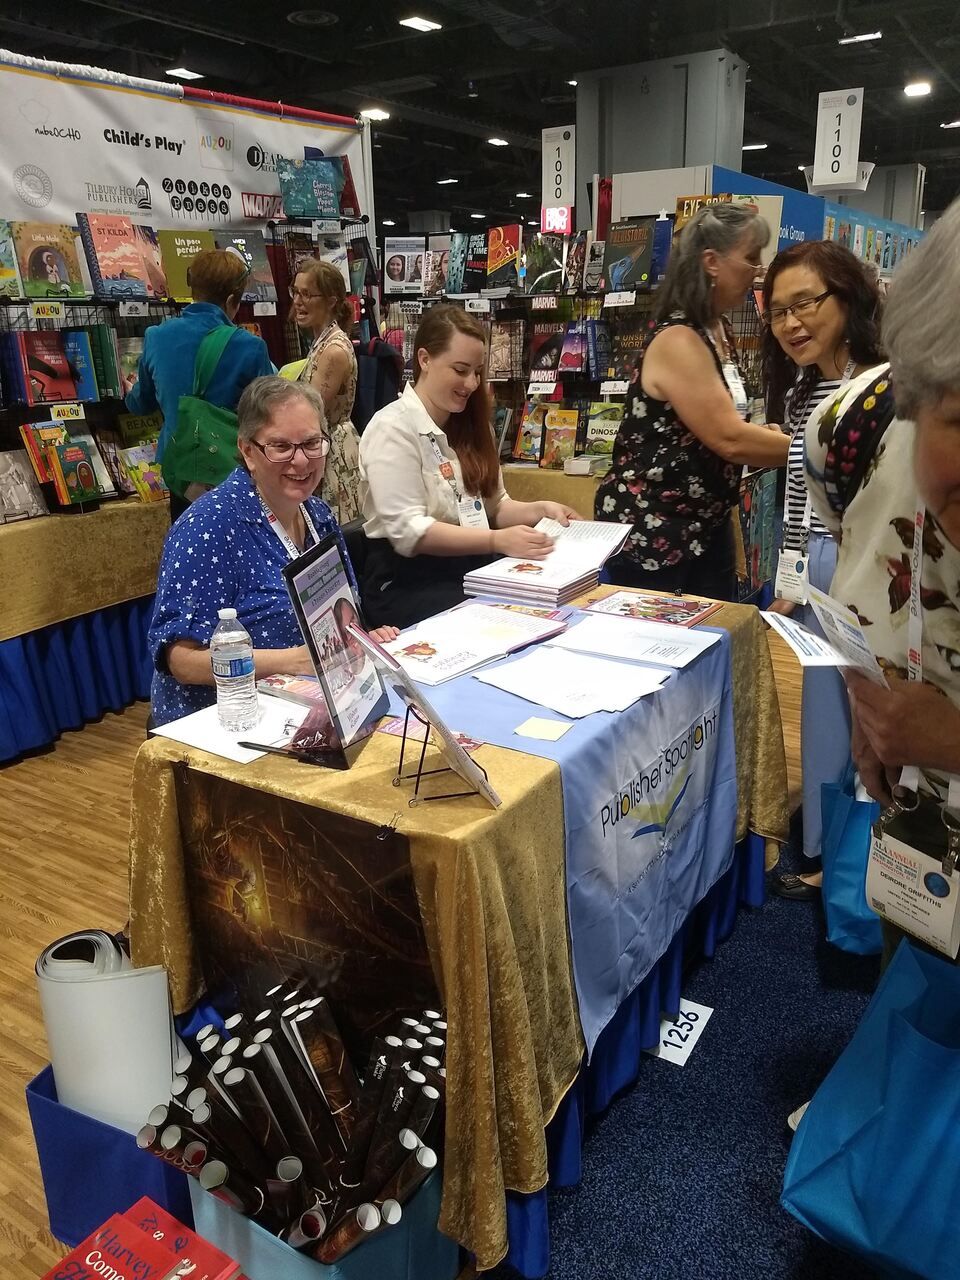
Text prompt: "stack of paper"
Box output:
[[546, 613, 720, 669], [464, 518, 628, 606], [384, 599, 567, 685], [473, 646, 669, 718]]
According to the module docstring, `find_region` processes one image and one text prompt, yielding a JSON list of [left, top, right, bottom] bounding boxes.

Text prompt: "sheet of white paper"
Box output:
[[151, 695, 310, 763], [806, 585, 887, 684], [474, 647, 668, 718], [514, 716, 574, 741], [645, 999, 714, 1067], [37, 964, 175, 1133], [761, 610, 846, 666], [546, 613, 719, 669]]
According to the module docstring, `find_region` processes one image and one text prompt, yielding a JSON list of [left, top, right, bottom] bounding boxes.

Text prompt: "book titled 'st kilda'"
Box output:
[[76, 212, 151, 298]]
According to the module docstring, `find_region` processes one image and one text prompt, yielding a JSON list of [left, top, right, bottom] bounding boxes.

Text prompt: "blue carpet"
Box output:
[[491, 891, 884, 1279]]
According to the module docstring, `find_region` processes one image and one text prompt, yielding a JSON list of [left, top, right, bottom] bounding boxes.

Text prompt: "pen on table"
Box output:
[[237, 741, 320, 763]]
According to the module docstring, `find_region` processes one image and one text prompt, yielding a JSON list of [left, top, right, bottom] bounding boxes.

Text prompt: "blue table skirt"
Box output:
[[0, 595, 154, 763], [503, 832, 766, 1279]]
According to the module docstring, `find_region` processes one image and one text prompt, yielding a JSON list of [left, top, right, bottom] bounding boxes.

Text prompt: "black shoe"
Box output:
[[769, 871, 821, 901]]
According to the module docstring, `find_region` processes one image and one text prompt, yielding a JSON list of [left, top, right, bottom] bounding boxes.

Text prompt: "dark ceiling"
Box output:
[[4, 0, 960, 227]]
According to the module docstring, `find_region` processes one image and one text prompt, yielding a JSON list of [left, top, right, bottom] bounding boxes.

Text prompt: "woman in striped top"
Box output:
[[761, 241, 884, 899]]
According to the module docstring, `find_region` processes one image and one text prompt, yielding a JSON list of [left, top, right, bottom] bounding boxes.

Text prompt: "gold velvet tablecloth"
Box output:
[[128, 596, 788, 1270], [1, 498, 169, 641]]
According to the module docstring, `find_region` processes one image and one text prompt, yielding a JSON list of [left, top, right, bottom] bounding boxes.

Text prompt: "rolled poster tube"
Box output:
[[223, 1012, 245, 1035], [405, 1083, 440, 1143], [374, 1143, 437, 1210], [266, 1155, 315, 1225], [136, 1123, 163, 1155], [338, 1037, 402, 1189], [289, 1009, 357, 1147], [191, 1098, 272, 1181], [197, 1033, 222, 1066], [357, 1070, 426, 1199], [221, 1065, 290, 1168], [252, 1028, 341, 1166], [285, 1206, 327, 1250], [312, 1203, 381, 1264], [241, 1042, 330, 1194], [199, 1159, 264, 1216]]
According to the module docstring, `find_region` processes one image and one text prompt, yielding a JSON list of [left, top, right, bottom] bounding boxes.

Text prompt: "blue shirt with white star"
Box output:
[[148, 467, 356, 726]]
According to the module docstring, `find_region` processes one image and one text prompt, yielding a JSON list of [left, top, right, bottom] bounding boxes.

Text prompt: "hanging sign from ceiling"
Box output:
[[813, 87, 864, 188]]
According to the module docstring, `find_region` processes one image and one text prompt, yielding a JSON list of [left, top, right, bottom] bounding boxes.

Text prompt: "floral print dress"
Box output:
[[594, 313, 743, 571], [301, 324, 362, 524]]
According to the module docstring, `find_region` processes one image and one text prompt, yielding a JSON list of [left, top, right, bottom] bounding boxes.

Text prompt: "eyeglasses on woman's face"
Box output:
[[288, 285, 326, 301], [763, 289, 834, 327], [249, 436, 330, 462]]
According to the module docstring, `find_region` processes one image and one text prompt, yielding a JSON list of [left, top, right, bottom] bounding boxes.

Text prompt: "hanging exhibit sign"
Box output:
[[383, 236, 426, 294], [813, 87, 864, 188], [0, 51, 371, 232], [542, 125, 576, 212]]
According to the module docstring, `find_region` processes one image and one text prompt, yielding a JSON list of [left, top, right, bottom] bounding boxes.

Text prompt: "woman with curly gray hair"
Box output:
[[596, 202, 790, 599]]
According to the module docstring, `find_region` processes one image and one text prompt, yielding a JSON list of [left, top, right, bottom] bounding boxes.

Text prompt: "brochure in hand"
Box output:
[[463, 518, 628, 606], [383, 599, 568, 685], [347, 623, 502, 809], [282, 534, 389, 747]]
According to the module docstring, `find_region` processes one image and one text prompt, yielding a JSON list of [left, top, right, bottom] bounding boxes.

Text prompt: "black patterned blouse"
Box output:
[[594, 313, 743, 570]]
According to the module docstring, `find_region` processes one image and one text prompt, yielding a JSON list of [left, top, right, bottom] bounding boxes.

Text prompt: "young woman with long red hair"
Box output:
[[359, 304, 579, 627]]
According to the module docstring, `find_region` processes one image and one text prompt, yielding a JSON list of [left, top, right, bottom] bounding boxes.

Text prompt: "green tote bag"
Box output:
[[161, 325, 242, 497]]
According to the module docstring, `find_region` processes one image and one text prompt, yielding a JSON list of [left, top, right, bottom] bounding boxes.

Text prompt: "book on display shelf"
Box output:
[[0, 449, 47, 522], [584, 317, 612, 380], [117, 335, 144, 390], [558, 321, 586, 374], [463, 518, 628, 606], [0, 218, 21, 297], [563, 230, 586, 293], [539, 406, 579, 470], [524, 232, 565, 294], [486, 223, 521, 289], [608, 314, 649, 380], [276, 157, 342, 219], [68, 428, 118, 497], [583, 400, 624, 456], [19, 331, 79, 404], [563, 453, 610, 476], [61, 329, 100, 402], [157, 229, 217, 302], [18, 420, 68, 484], [215, 229, 277, 302], [76, 213, 151, 298], [602, 217, 656, 290], [10, 221, 87, 298], [119, 441, 168, 502], [512, 400, 547, 462], [528, 321, 564, 376], [583, 590, 722, 627], [383, 599, 568, 685], [45, 439, 101, 505], [301, 147, 362, 218], [444, 232, 469, 295], [462, 231, 488, 293], [134, 223, 169, 297], [422, 248, 448, 297], [583, 235, 605, 291], [493, 405, 514, 457]]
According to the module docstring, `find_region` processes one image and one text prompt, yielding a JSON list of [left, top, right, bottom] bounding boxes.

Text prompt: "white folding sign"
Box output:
[[813, 87, 864, 187], [542, 125, 576, 211]]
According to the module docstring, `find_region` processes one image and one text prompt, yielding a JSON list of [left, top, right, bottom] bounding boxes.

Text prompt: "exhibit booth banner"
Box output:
[[0, 51, 369, 230]]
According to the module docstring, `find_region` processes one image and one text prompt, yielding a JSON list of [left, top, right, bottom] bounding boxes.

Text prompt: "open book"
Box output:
[[463, 518, 628, 606], [383, 600, 568, 685]]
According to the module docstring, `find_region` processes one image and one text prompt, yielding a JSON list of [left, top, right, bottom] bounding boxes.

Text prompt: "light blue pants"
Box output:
[[795, 533, 852, 861]]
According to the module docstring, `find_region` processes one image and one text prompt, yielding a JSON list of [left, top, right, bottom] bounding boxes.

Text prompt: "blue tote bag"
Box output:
[[782, 941, 960, 1278], [820, 763, 882, 955]]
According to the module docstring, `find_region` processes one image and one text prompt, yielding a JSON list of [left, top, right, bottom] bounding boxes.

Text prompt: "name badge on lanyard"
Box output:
[[427, 434, 490, 530], [261, 497, 320, 560], [721, 361, 748, 418], [865, 498, 960, 958], [776, 494, 813, 604]]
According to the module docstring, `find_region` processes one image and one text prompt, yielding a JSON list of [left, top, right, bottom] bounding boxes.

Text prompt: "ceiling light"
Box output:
[[470, 213, 484, 219], [515, 191, 533, 198], [527, 220, 538, 226], [904, 81, 932, 97], [437, 177, 458, 185], [165, 66, 204, 80], [382, 219, 396, 226], [838, 30, 882, 44], [467, 80, 478, 98], [360, 107, 391, 121], [742, 142, 767, 151], [287, 9, 339, 26], [567, 79, 578, 86], [798, 164, 807, 171], [487, 137, 509, 147], [940, 119, 960, 128], [399, 16, 442, 32]]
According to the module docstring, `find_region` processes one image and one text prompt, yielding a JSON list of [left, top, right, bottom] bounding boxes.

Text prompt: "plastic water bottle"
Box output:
[[210, 608, 259, 733]]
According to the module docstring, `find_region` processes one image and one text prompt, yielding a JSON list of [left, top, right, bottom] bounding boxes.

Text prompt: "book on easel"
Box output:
[[347, 623, 502, 809]]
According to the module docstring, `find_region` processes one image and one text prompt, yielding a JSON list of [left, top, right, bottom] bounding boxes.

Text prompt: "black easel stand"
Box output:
[[392, 704, 490, 806]]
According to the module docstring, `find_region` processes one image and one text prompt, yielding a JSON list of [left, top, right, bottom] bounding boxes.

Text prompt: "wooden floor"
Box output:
[[0, 639, 801, 1276]]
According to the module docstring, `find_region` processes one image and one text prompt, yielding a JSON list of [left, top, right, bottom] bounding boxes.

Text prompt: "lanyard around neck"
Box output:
[[426, 432, 463, 501], [791, 361, 858, 538], [259, 495, 320, 560]]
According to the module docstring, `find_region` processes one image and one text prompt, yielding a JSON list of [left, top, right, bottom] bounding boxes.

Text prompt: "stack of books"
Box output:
[[463, 518, 628, 607]]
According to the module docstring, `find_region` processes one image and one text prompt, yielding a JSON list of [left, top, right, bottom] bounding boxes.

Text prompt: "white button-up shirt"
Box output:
[[359, 383, 508, 557]]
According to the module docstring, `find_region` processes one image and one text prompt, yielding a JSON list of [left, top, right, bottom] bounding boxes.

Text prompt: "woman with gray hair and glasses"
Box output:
[[596, 202, 789, 599], [147, 376, 398, 727]]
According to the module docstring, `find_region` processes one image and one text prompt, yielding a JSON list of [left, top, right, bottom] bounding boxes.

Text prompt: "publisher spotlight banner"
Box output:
[[0, 54, 367, 230]]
